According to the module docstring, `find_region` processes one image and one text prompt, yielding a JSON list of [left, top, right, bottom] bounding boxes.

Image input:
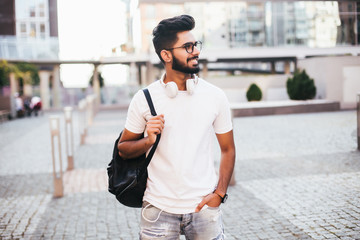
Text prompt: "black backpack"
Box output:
[[107, 89, 160, 208]]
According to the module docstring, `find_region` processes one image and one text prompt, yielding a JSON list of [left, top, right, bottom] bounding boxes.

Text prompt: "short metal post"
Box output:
[[49, 116, 64, 197], [64, 107, 74, 170], [357, 93, 360, 150], [78, 99, 87, 145]]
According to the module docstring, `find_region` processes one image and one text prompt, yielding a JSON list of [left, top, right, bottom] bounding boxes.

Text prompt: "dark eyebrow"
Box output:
[[181, 41, 195, 46]]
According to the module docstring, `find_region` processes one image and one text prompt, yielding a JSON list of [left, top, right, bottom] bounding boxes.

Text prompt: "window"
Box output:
[[20, 23, 26, 33], [39, 3, 45, 17], [30, 23, 36, 37], [40, 23, 45, 32], [40, 23, 46, 38], [30, 6, 36, 17]]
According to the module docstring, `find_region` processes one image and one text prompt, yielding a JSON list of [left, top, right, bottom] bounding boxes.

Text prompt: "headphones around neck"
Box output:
[[160, 74, 199, 98]]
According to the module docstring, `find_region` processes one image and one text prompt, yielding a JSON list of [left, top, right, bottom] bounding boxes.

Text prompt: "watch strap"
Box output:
[[213, 189, 227, 203], [214, 189, 225, 198]]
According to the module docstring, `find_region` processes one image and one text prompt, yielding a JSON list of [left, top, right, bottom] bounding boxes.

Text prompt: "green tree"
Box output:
[[0, 61, 10, 88], [0, 60, 20, 87], [286, 69, 316, 100], [16, 62, 40, 85], [246, 83, 262, 101]]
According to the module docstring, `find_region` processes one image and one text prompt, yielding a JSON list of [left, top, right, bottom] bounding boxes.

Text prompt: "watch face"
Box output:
[[222, 194, 228, 203]]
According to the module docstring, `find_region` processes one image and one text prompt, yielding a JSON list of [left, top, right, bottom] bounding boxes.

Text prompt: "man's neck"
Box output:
[[164, 70, 192, 91]]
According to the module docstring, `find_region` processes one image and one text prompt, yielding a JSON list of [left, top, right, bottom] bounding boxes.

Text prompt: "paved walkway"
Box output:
[[0, 109, 359, 240]]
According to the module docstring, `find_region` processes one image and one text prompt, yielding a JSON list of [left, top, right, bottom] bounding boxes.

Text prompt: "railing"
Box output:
[[0, 36, 59, 60]]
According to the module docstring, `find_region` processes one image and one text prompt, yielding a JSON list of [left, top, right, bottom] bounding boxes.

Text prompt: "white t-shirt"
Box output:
[[124, 78, 233, 214]]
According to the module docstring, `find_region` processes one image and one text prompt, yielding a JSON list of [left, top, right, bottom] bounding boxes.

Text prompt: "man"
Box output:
[[118, 15, 235, 239]]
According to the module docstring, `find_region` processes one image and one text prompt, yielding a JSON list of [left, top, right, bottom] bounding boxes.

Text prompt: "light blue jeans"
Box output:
[[140, 202, 225, 240]]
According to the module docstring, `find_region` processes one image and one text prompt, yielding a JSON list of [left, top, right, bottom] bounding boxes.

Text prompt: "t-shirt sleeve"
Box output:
[[124, 90, 147, 134], [213, 90, 233, 134]]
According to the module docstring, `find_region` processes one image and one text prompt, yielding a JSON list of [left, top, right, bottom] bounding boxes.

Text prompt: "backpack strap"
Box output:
[[143, 88, 157, 116], [142, 88, 161, 167]]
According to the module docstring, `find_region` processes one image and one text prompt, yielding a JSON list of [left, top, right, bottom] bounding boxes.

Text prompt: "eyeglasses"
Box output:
[[166, 41, 202, 54]]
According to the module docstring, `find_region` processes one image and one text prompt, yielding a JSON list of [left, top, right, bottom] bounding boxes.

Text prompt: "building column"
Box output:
[[145, 61, 156, 86], [271, 61, 276, 74], [9, 72, 18, 96], [39, 70, 51, 110], [284, 61, 291, 74], [92, 64, 101, 106], [140, 64, 147, 86], [129, 62, 139, 86], [52, 65, 61, 108], [201, 62, 208, 78]]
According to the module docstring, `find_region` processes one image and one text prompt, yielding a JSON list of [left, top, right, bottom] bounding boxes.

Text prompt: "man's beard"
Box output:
[[172, 55, 200, 74]]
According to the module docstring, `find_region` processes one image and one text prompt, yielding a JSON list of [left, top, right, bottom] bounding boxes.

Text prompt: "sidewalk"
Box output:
[[0, 109, 359, 240]]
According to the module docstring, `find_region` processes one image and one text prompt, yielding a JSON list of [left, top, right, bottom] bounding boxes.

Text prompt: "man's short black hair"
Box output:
[[152, 15, 195, 63]]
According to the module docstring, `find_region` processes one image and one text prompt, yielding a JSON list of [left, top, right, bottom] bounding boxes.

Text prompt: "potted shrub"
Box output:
[[246, 83, 262, 101], [286, 69, 316, 100]]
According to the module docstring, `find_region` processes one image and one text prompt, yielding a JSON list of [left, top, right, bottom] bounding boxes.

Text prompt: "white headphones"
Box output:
[[160, 73, 199, 98]]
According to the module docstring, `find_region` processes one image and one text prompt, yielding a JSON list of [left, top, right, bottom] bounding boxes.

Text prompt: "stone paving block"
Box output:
[[1, 110, 360, 239]]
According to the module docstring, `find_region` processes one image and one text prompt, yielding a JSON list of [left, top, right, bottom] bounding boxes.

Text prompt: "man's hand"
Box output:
[[146, 114, 165, 145], [195, 193, 222, 213], [118, 114, 165, 159]]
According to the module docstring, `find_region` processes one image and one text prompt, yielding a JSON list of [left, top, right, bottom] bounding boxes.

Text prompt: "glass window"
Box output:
[[40, 23, 45, 33], [30, 23, 36, 37], [30, 6, 36, 17], [39, 3, 45, 17], [20, 23, 26, 33], [40, 23, 46, 38]]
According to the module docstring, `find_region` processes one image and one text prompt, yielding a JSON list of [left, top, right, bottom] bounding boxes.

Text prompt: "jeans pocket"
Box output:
[[142, 202, 164, 223]]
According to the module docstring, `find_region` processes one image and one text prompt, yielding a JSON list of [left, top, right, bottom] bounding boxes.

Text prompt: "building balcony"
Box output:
[[0, 36, 59, 60]]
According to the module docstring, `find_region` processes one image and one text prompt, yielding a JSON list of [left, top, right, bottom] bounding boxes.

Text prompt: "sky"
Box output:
[[57, 0, 129, 88]]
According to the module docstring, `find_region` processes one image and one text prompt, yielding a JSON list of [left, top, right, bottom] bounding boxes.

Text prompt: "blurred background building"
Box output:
[[0, 0, 59, 60], [0, 0, 61, 116], [0, 0, 359, 114], [119, 0, 360, 108], [129, 1, 358, 52]]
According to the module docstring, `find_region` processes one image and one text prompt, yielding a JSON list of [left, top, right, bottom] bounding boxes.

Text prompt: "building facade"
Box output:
[[123, 0, 360, 108], [130, 0, 358, 54], [0, 0, 61, 111], [0, 0, 59, 60]]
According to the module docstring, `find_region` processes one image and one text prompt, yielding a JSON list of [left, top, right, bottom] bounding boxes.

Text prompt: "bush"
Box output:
[[246, 83, 262, 101], [286, 69, 316, 100]]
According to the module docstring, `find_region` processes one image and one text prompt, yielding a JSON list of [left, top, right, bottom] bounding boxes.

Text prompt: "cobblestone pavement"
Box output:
[[0, 109, 359, 240]]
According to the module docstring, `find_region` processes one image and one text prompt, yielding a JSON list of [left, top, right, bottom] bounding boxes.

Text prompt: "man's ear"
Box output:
[[160, 50, 172, 63]]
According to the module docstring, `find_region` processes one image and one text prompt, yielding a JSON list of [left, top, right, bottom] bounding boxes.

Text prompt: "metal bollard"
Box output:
[[357, 93, 360, 150], [78, 99, 87, 145], [49, 115, 64, 197], [64, 107, 74, 170]]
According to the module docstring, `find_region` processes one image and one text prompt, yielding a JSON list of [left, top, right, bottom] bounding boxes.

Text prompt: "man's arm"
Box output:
[[195, 130, 235, 212], [118, 114, 165, 159]]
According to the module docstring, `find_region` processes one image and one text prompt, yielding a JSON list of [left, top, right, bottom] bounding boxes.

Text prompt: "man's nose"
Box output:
[[192, 45, 201, 55]]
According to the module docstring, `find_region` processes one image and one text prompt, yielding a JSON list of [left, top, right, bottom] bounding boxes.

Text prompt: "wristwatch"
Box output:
[[213, 189, 228, 203]]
